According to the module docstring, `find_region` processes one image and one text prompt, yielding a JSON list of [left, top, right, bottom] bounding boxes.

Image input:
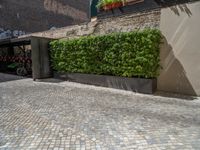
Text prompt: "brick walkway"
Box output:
[[0, 73, 200, 150]]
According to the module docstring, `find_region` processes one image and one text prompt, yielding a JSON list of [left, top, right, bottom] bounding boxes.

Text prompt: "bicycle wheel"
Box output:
[[16, 67, 27, 76]]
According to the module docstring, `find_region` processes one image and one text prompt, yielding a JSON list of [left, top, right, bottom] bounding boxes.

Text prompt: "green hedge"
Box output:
[[50, 29, 161, 78]]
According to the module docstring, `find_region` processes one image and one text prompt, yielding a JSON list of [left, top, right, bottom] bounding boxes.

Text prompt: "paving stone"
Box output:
[[0, 73, 200, 150]]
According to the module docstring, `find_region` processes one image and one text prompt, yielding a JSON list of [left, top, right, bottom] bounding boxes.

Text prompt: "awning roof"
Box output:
[[0, 37, 31, 48]]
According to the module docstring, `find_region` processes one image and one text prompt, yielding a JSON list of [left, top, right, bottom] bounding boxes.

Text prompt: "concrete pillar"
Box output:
[[31, 37, 53, 80]]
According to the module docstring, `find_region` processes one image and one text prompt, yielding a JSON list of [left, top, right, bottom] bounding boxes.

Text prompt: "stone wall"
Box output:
[[21, 9, 161, 39]]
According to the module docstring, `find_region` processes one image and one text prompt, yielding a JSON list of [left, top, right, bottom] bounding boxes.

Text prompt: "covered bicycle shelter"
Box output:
[[0, 36, 54, 80], [0, 38, 31, 76]]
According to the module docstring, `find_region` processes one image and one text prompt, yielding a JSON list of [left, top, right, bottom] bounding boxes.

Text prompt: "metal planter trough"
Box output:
[[54, 72, 157, 94]]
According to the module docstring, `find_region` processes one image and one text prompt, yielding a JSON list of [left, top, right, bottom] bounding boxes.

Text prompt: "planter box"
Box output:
[[102, 2, 123, 11], [97, 0, 159, 19], [54, 72, 157, 94], [124, 0, 144, 5]]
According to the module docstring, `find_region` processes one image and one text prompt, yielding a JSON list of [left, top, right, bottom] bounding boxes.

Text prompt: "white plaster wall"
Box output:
[[159, 1, 200, 95]]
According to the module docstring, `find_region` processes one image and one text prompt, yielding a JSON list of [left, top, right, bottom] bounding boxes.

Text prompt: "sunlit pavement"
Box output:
[[0, 73, 200, 150]]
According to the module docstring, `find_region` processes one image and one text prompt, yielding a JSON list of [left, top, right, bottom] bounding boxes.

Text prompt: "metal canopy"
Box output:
[[0, 37, 31, 48]]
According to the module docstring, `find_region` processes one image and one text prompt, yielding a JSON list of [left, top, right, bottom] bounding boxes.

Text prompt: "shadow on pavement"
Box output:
[[154, 91, 197, 101], [34, 78, 64, 83], [0, 73, 28, 83]]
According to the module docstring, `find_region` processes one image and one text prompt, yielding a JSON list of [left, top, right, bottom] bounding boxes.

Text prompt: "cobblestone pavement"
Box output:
[[0, 73, 200, 150]]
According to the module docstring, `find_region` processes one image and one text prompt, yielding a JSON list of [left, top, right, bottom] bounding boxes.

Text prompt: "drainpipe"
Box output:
[[90, 0, 99, 21]]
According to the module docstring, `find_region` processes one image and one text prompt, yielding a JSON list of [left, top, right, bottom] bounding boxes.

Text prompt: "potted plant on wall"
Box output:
[[96, 0, 144, 11], [97, 0, 124, 11]]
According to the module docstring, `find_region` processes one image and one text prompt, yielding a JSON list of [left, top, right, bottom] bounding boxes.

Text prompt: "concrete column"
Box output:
[[31, 37, 53, 80]]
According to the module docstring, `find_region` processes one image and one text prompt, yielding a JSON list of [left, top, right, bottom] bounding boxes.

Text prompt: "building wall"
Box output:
[[158, 1, 200, 96], [0, 0, 90, 34]]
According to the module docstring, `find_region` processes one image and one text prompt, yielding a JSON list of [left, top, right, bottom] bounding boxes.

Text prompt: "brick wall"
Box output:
[[0, 0, 90, 33]]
